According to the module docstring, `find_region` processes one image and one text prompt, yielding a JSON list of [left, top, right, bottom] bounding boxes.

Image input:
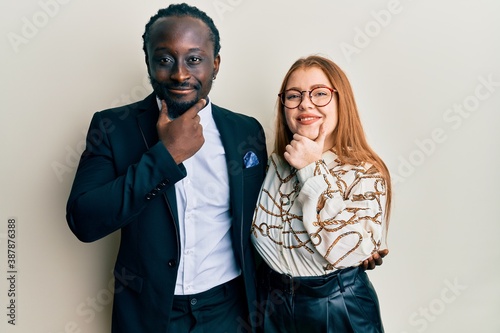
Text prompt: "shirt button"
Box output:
[[190, 298, 197, 306]]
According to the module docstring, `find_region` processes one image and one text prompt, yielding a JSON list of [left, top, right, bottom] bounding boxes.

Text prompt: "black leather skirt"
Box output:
[[257, 264, 384, 333]]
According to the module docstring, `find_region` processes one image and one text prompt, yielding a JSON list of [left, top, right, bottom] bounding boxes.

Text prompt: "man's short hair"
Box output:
[[142, 3, 221, 58]]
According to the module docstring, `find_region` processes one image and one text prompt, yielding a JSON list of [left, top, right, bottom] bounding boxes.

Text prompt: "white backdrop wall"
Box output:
[[1, 0, 499, 332]]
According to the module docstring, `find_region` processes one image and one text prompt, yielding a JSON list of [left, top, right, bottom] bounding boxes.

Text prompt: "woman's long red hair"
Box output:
[[274, 55, 392, 224]]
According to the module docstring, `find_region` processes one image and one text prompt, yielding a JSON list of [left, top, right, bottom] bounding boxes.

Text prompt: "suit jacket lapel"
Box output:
[[136, 94, 159, 149], [212, 105, 244, 236]]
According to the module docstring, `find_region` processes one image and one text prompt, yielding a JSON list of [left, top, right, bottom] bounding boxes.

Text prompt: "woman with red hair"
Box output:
[[252, 55, 392, 332]]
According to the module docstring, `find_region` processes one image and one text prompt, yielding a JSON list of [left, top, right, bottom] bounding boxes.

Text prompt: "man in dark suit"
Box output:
[[66, 3, 267, 332]]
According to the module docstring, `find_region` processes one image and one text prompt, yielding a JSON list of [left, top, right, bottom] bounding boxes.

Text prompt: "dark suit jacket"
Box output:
[[66, 93, 267, 333]]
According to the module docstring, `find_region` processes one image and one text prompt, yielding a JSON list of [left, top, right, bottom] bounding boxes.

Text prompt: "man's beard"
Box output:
[[150, 77, 200, 119]]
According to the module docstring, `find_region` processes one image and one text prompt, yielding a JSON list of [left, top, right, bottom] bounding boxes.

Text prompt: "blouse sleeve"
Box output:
[[295, 159, 387, 269]]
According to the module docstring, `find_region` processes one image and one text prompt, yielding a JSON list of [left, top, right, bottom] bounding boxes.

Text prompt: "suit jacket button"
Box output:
[[168, 260, 177, 268]]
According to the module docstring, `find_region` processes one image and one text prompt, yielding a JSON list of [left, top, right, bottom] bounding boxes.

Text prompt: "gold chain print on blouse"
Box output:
[[254, 157, 315, 253], [252, 152, 387, 273]]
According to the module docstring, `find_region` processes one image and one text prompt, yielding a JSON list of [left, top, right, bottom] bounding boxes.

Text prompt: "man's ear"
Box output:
[[213, 54, 221, 78]]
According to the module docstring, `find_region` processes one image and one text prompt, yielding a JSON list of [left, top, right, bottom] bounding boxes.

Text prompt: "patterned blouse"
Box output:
[[251, 150, 388, 277]]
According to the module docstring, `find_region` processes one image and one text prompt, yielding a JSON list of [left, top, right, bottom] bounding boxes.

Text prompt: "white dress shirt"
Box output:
[[157, 98, 239, 294]]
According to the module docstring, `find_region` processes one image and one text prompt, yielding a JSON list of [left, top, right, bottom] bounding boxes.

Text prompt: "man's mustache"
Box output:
[[164, 82, 201, 90]]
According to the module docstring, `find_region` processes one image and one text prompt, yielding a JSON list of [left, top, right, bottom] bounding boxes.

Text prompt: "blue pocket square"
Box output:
[[243, 151, 259, 168]]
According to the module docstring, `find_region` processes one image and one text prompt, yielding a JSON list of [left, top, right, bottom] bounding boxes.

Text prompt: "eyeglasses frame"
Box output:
[[278, 86, 337, 109]]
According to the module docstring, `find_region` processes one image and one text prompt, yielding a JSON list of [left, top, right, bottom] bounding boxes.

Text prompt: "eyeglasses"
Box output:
[[278, 87, 336, 109]]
